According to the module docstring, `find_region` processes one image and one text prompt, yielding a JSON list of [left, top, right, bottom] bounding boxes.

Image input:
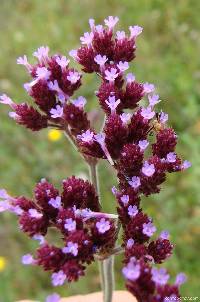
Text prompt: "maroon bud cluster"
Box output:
[[0, 16, 190, 300]]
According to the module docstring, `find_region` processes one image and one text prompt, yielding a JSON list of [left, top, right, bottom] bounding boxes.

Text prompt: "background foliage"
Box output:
[[0, 0, 200, 301]]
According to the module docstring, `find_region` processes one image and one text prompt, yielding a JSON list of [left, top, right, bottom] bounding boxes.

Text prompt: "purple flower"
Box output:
[[129, 25, 143, 39], [89, 18, 95, 30], [128, 176, 141, 189], [105, 96, 120, 114], [36, 67, 51, 80], [117, 61, 129, 72], [138, 139, 149, 151], [95, 134, 114, 165], [142, 161, 155, 177], [51, 270, 66, 286], [11, 205, 23, 215], [72, 96, 87, 109], [120, 194, 129, 206], [148, 94, 160, 107], [0, 200, 11, 212], [22, 254, 34, 265], [126, 73, 135, 84], [67, 71, 81, 84], [33, 46, 49, 63], [80, 32, 94, 45], [175, 273, 187, 286], [77, 130, 94, 143], [164, 295, 178, 302], [0, 94, 16, 109], [48, 196, 62, 209], [151, 268, 169, 286], [122, 258, 141, 281], [69, 49, 78, 60], [50, 105, 63, 119], [143, 82, 155, 94], [94, 54, 108, 66], [0, 188, 11, 199], [64, 218, 76, 232], [111, 186, 118, 196], [120, 113, 131, 125], [166, 152, 176, 163], [116, 31, 126, 40], [62, 242, 79, 256], [28, 208, 43, 219], [33, 234, 46, 245], [160, 230, 170, 240], [17, 55, 32, 71], [46, 293, 61, 302], [96, 218, 111, 234], [104, 16, 119, 30], [160, 112, 168, 124], [141, 107, 155, 120], [56, 56, 70, 69], [95, 24, 104, 33], [104, 68, 119, 82], [128, 205, 138, 217], [127, 238, 135, 249], [181, 160, 191, 170], [143, 222, 156, 237]]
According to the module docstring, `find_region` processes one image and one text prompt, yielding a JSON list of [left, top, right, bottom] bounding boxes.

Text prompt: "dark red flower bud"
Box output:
[[34, 179, 59, 218], [62, 260, 86, 282], [77, 47, 98, 73], [152, 128, 177, 158], [117, 144, 143, 176], [62, 176, 100, 211], [96, 82, 122, 114], [122, 81, 144, 109], [128, 110, 150, 143], [124, 212, 151, 244], [113, 38, 136, 62], [63, 103, 90, 135], [125, 244, 147, 262], [36, 244, 64, 271], [30, 80, 57, 113], [155, 285, 180, 302], [92, 30, 114, 59], [14, 196, 35, 211], [148, 238, 173, 264], [19, 211, 49, 236], [56, 208, 83, 235], [14, 103, 48, 131], [104, 114, 128, 159]]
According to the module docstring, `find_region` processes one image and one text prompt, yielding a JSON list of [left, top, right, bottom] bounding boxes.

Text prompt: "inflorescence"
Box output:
[[0, 16, 191, 302]]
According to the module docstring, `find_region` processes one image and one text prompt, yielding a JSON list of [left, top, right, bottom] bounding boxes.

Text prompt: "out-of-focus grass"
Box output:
[[0, 0, 200, 301]]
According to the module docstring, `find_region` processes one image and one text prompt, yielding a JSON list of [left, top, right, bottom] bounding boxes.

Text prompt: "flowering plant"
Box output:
[[0, 16, 191, 302]]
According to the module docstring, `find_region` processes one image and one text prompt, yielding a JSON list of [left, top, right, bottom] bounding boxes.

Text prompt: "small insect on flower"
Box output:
[[48, 129, 62, 142]]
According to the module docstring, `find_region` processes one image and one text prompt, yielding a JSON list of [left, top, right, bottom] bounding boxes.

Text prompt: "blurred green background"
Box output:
[[0, 0, 200, 301]]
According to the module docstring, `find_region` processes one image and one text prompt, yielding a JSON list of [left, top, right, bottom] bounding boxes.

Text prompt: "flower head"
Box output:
[[126, 73, 135, 84], [160, 112, 168, 124], [120, 113, 131, 125], [96, 218, 111, 234], [138, 139, 149, 151], [129, 25, 143, 39], [166, 152, 176, 163], [48, 130, 62, 142], [148, 94, 160, 107], [122, 258, 141, 281], [77, 130, 94, 143], [48, 196, 61, 209], [151, 267, 169, 285], [141, 107, 155, 120], [181, 160, 191, 170], [33, 46, 49, 63], [143, 82, 155, 94], [160, 230, 170, 240], [62, 242, 78, 256], [50, 105, 63, 119], [56, 56, 70, 69], [22, 254, 34, 265], [104, 16, 119, 30], [142, 162, 155, 177], [28, 208, 43, 219], [128, 176, 141, 189], [175, 273, 187, 286], [94, 54, 108, 66], [67, 71, 81, 84], [46, 293, 61, 302], [105, 96, 120, 114], [104, 68, 119, 82], [51, 270, 66, 286], [72, 96, 87, 109], [117, 61, 129, 72], [121, 195, 129, 206], [126, 239, 135, 249], [128, 205, 138, 217], [116, 31, 126, 40], [36, 67, 51, 80], [80, 32, 94, 46], [143, 222, 156, 237], [64, 218, 76, 232]]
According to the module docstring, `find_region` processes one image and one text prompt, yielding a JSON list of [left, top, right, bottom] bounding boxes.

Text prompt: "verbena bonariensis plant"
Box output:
[[0, 16, 191, 302]]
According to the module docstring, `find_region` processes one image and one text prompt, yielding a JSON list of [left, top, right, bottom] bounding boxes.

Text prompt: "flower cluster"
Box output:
[[0, 16, 191, 301], [0, 177, 116, 286]]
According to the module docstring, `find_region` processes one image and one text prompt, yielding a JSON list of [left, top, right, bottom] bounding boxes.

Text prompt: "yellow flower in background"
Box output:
[[48, 129, 62, 142], [0, 257, 6, 272]]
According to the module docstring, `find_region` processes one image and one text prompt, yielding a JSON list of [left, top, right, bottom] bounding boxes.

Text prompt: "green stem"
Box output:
[[103, 256, 115, 302]]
